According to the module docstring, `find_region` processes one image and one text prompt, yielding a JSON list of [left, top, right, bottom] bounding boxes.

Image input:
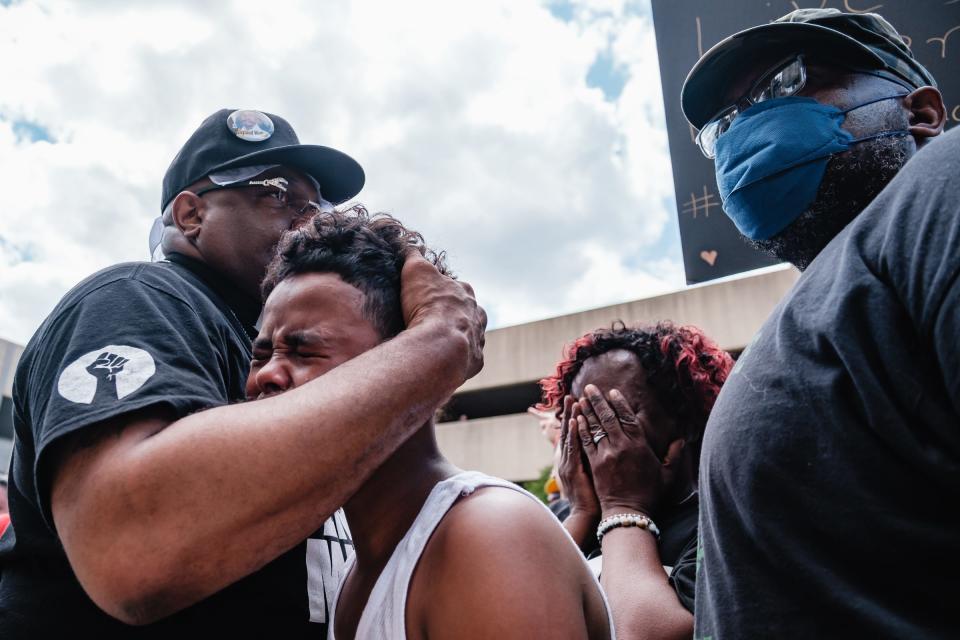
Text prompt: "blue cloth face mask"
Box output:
[[714, 94, 909, 240]]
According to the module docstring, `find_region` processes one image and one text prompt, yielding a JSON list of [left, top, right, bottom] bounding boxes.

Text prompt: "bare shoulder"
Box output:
[[406, 485, 610, 640], [437, 485, 572, 549]]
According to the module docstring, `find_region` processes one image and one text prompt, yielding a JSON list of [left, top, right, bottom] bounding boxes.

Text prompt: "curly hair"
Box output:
[[538, 322, 733, 459], [261, 205, 450, 338]]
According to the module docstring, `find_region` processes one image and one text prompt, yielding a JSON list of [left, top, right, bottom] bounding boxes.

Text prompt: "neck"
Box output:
[[344, 421, 459, 567], [166, 252, 262, 331]]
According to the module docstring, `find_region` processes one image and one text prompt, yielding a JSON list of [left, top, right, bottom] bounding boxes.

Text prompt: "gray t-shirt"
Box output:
[[696, 128, 960, 639]]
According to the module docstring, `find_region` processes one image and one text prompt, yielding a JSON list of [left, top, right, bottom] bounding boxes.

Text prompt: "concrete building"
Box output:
[[0, 266, 799, 482]]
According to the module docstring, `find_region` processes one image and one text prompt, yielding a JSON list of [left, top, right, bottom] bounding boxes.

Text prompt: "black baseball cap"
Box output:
[[160, 108, 364, 211], [681, 9, 937, 129]]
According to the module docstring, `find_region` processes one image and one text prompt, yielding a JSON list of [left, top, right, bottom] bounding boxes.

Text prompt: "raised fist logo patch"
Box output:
[[57, 345, 156, 404]]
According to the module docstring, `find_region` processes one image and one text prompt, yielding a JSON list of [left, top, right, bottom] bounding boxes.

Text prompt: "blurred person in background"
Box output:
[[539, 322, 733, 640], [0, 476, 9, 536], [527, 405, 564, 508]]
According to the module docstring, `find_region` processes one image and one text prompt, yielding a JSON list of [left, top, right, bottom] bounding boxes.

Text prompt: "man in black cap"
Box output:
[[681, 10, 957, 637], [0, 108, 486, 637]]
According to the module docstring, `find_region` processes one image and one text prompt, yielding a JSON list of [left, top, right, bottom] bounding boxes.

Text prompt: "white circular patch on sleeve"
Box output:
[[57, 345, 157, 405]]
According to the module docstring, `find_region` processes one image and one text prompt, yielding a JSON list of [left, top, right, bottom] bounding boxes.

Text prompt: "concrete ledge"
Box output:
[[461, 267, 798, 392]]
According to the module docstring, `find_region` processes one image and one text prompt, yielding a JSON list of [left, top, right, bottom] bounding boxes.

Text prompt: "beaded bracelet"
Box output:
[[596, 513, 661, 543]]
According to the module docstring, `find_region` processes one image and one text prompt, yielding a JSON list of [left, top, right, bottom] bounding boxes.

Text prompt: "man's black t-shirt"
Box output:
[[0, 253, 353, 637], [696, 129, 960, 638]]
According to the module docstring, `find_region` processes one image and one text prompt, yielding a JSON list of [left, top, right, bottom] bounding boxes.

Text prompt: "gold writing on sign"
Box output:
[[843, 0, 883, 12], [696, 16, 704, 57], [790, 0, 828, 11], [683, 185, 719, 219], [927, 25, 960, 58]]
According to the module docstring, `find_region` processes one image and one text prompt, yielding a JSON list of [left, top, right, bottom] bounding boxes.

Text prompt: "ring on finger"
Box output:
[[592, 431, 608, 444]]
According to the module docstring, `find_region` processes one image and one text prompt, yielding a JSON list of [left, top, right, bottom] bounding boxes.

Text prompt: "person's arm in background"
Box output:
[[49, 254, 487, 625], [571, 385, 692, 640], [557, 395, 601, 553]]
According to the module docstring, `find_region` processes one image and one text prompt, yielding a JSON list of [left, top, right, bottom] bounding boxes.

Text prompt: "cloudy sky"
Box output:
[[0, 0, 688, 346]]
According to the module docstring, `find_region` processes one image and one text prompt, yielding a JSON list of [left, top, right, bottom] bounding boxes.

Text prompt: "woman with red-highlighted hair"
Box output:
[[539, 322, 733, 640]]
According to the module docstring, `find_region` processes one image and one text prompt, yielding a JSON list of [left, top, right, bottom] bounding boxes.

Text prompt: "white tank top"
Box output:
[[327, 470, 616, 639]]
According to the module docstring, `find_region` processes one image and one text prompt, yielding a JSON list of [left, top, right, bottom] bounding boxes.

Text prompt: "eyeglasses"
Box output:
[[696, 55, 808, 159], [194, 177, 326, 218]]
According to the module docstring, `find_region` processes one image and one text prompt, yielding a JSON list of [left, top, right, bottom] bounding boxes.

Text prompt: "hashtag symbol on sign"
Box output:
[[682, 186, 719, 219]]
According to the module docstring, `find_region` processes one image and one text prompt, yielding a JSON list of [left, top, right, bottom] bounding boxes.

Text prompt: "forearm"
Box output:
[[599, 521, 692, 640], [563, 510, 599, 553], [59, 320, 469, 623]]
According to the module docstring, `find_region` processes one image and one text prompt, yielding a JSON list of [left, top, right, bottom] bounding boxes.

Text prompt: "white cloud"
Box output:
[[0, 0, 683, 345], [564, 243, 683, 311]]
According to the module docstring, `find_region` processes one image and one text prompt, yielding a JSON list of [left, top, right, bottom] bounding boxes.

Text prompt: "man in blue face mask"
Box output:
[[684, 9, 944, 270], [679, 8, 960, 639]]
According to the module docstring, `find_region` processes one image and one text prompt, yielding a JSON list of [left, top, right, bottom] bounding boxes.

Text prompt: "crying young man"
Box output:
[[246, 208, 614, 640]]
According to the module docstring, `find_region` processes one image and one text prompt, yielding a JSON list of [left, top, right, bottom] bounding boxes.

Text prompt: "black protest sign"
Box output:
[[651, 0, 959, 284]]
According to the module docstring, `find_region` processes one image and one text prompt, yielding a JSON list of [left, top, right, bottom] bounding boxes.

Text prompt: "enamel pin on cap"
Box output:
[[227, 109, 275, 142]]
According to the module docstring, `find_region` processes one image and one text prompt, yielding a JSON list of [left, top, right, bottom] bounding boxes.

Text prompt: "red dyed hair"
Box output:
[[538, 322, 733, 460]]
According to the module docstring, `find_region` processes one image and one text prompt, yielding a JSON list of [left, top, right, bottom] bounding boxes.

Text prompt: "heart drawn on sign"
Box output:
[[700, 250, 718, 266]]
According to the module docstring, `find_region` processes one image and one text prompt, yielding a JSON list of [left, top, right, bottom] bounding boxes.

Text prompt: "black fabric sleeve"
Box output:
[[26, 274, 233, 532], [870, 132, 960, 415], [932, 273, 960, 413], [668, 534, 697, 614]]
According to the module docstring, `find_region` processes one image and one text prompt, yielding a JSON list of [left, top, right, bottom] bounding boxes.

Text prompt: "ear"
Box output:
[[904, 86, 946, 143], [170, 191, 205, 242], [662, 438, 686, 467]]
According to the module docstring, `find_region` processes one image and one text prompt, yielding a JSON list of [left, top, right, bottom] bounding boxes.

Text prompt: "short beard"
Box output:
[[747, 133, 912, 271]]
